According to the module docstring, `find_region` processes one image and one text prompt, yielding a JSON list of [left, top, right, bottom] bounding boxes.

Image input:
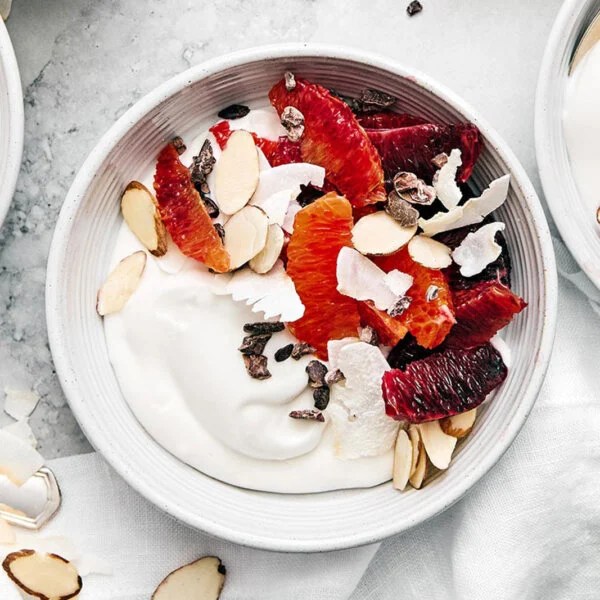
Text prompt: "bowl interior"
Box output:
[[536, 0, 600, 287], [47, 48, 556, 552]]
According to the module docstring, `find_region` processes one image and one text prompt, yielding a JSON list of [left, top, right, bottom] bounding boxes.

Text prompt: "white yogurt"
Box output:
[[564, 42, 600, 216]]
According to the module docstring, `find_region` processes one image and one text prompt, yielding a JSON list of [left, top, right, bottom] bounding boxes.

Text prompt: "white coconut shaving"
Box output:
[[2, 420, 37, 448], [328, 342, 400, 459], [4, 387, 40, 420], [383, 270, 414, 297], [433, 148, 463, 209], [452, 222, 506, 277], [0, 430, 44, 485], [326, 337, 360, 371], [250, 188, 293, 226], [490, 334, 512, 368]]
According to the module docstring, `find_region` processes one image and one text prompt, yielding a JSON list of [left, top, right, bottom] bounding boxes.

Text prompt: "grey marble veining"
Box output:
[[0, 0, 563, 458]]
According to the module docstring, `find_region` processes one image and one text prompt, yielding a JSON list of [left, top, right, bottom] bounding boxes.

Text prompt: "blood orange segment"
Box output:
[[269, 77, 385, 208], [374, 248, 455, 349], [358, 301, 408, 346], [209, 121, 279, 163], [286, 193, 361, 358], [356, 111, 429, 129], [154, 143, 229, 273]]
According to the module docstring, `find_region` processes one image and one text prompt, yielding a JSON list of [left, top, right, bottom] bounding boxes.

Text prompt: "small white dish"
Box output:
[[536, 0, 600, 289], [47, 45, 557, 552], [0, 18, 23, 227]]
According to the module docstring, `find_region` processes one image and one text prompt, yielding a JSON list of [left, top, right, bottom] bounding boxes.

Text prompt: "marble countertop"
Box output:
[[0, 0, 563, 458]]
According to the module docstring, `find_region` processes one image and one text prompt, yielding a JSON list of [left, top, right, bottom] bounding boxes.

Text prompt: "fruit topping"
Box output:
[[357, 301, 408, 346], [356, 112, 429, 129], [152, 556, 226, 600], [269, 137, 303, 166], [407, 235, 453, 269], [269, 77, 385, 207], [218, 104, 250, 120], [374, 248, 455, 349], [352, 211, 417, 255], [392, 429, 412, 491], [387, 333, 437, 370], [249, 223, 284, 274], [154, 143, 229, 272], [382, 343, 507, 423], [445, 281, 527, 348], [417, 420, 457, 469], [452, 222, 506, 277], [365, 122, 481, 184], [285, 194, 361, 358], [223, 205, 269, 270], [432, 148, 463, 209], [121, 182, 168, 257], [209, 120, 279, 162], [96, 251, 146, 316]]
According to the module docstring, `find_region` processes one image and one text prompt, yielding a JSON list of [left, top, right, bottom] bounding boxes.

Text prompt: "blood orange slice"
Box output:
[[286, 193, 361, 358], [269, 77, 385, 208], [154, 143, 229, 273], [358, 301, 408, 347]]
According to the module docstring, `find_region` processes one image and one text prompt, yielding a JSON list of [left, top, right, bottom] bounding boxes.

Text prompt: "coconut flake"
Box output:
[[419, 174, 511, 236], [3, 387, 39, 420], [250, 188, 293, 226], [326, 338, 360, 371], [452, 222, 506, 276], [0, 430, 44, 485], [336, 247, 397, 310], [2, 420, 37, 448], [491, 334, 512, 368], [433, 148, 462, 209], [383, 270, 414, 297], [282, 201, 302, 234], [328, 342, 400, 459], [225, 260, 304, 322], [408, 235, 453, 269]]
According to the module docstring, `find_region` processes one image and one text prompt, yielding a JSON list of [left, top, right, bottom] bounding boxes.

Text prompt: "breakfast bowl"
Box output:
[[46, 45, 557, 552], [536, 0, 600, 289], [0, 18, 23, 228]]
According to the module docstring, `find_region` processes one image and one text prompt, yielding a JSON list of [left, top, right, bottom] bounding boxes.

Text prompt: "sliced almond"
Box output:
[[214, 130, 259, 215], [121, 181, 167, 256], [96, 251, 147, 316], [417, 420, 458, 470], [352, 211, 417, 255], [440, 409, 477, 439], [407, 424, 421, 477], [249, 223, 284, 274], [223, 205, 269, 270], [409, 438, 427, 489], [152, 556, 226, 600], [2, 550, 82, 600], [392, 429, 413, 491], [408, 235, 452, 269]]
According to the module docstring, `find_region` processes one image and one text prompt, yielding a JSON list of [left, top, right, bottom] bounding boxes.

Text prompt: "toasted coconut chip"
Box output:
[[452, 222, 506, 277], [383, 269, 414, 297], [408, 235, 453, 269], [249, 224, 285, 274], [4, 387, 40, 420], [152, 556, 225, 600], [2, 420, 37, 448], [223, 205, 269, 270], [96, 251, 146, 316], [417, 420, 457, 470], [2, 550, 82, 600], [419, 175, 510, 236], [407, 425, 421, 478], [121, 181, 167, 256], [433, 148, 462, 210], [0, 517, 15, 544], [392, 429, 413, 491], [440, 409, 477, 439], [336, 247, 397, 310], [214, 130, 260, 215], [0, 430, 44, 485], [250, 188, 293, 226], [352, 211, 417, 255]]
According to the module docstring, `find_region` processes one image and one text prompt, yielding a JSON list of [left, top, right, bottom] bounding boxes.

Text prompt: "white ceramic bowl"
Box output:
[[536, 0, 600, 288], [0, 19, 23, 227], [47, 45, 557, 552]]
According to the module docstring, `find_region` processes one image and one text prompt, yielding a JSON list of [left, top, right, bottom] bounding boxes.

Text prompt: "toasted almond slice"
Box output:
[[2, 550, 82, 600], [409, 439, 427, 489], [214, 130, 259, 215], [417, 420, 458, 470], [96, 251, 147, 316], [0, 517, 15, 544], [352, 211, 417, 255], [392, 429, 413, 491], [407, 424, 421, 477], [249, 223, 284, 274], [408, 235, 452, 269], [121, 181, 167, 256], [440, 409, 477, 439], [223, 205, 269, 270], [152, 556, 226, 600], [0, 429, 44, 485]]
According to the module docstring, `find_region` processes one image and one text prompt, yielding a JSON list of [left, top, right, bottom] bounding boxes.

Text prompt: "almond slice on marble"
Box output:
[[407, 424, 421, 477], [440, 409, 477, 439], [121, 181, 167, 256], [249, 223, 284, 274], [352, 211, 417, 255], [392, 429, 413, 491], [152, 556, 226, 600], [96, 251, 147, 316], [223, 205, 269, 270], [2, 550, 82, 600], [417, 420, 458, 470], [408, 235, 452, 269], [214, 130, 259, 215]]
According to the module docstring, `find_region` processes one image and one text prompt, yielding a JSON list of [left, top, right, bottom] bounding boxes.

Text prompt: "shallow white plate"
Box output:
[[536, 0, 600, 288], [47, 45, 557, 552], [0, 18, 23, 227]]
